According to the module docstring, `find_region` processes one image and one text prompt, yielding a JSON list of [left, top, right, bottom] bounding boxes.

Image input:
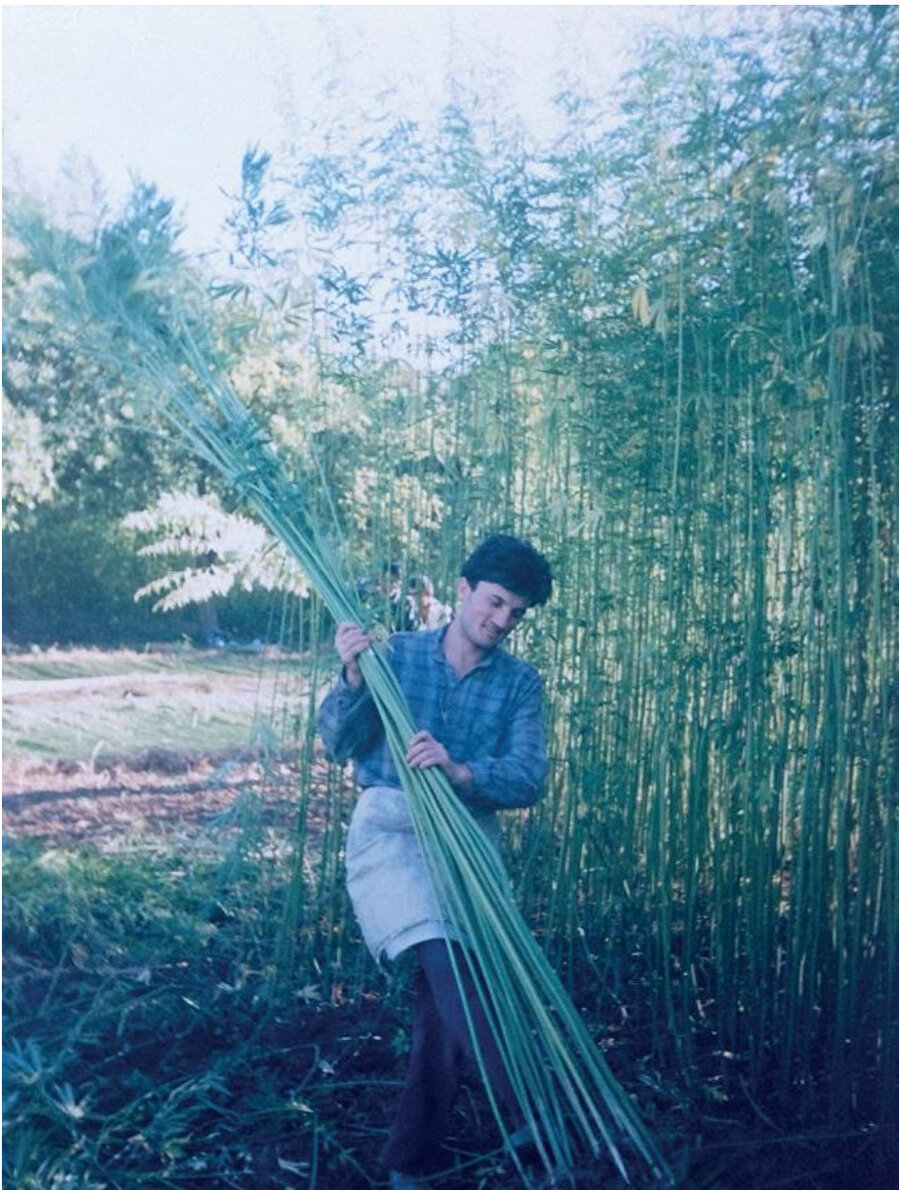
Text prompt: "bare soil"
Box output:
[[2, 647, 325, 844], [4, 752, 285, 841]]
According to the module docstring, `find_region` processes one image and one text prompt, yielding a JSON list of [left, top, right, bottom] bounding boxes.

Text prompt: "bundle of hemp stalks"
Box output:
[[22, 222, 671, 1185]]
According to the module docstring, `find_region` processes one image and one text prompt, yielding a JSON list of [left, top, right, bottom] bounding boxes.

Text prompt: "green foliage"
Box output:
[[2, 510, 191, 646], [1, 394, 56, 529], [123, 490, 310, 611], [1, 183, 289, 644], [2, 837, 316, 1190], [3, 188, 188, 515], [4, 842, 217, 962]]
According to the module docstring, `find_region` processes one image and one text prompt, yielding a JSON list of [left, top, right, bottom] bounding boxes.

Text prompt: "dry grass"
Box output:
[[3, 645, 316, 764]]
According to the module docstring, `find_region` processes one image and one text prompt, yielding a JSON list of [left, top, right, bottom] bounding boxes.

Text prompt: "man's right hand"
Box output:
[[335, 622, 374, 689]]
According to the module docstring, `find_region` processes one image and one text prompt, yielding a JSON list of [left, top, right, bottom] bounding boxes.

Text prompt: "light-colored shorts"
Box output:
[[345, 784, 502, 963]]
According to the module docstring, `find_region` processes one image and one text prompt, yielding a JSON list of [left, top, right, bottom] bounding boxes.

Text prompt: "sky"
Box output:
[[3, 4, 778, 256]]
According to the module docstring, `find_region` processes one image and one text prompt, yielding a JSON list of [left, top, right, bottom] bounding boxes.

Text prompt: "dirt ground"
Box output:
[[2, 648, 327, 844], [2, 750, 323, 844], [2, 662, 890, 1190]]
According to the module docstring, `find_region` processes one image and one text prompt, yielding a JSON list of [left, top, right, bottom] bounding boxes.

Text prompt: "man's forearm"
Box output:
[[445, 759, 474, 791], [317, 674, 381, 762], [342, 658, 364, 689], [462, 752, 546, 811]]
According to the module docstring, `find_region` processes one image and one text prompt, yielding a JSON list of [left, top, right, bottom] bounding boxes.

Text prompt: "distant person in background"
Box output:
[[405, 574, 451, 631], [380, 561, 410, 632]]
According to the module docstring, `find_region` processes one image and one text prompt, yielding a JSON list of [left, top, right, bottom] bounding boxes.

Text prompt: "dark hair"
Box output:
[[461, 534, 552, 607], [407, 574, 434, 595]]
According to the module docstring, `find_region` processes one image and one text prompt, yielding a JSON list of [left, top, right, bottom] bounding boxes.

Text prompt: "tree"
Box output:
[[2, 185, 221, 642]]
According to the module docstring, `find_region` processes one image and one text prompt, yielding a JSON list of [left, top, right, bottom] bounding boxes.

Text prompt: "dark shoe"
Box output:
[[507, 1122, 541, 1165], [389, 1171, 429, 1190]]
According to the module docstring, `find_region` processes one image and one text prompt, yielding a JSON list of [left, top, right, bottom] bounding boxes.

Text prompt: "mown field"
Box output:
[[4, 645, 300, 762], [3, 648, 890, 1190], [3, 646, 313, 843]]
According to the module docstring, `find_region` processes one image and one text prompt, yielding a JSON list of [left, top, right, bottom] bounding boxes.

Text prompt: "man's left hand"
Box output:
[[405, 731, 472, 789]]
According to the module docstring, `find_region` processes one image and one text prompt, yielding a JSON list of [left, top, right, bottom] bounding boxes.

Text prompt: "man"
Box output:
[[317, 534, 552, 1189], [404, 573, 452, 631]]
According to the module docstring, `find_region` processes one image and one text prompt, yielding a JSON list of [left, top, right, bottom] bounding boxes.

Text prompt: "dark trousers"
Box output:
[[379, 938, 520, 1175]]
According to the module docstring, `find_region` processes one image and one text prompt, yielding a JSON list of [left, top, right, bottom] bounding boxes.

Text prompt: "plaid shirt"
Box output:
[[317, 626, 547, 812]]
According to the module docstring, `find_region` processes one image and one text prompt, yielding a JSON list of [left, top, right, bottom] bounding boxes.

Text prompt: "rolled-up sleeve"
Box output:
[[317, 673, 383, 764], [463, 671, 547, 812]]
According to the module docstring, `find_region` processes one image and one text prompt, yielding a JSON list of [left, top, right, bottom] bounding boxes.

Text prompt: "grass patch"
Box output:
[[1, 829, 531, 1190], [4, 833, 888, 1190], [2, 827, 389, 1190], [3, 647, 315, 764], [3, 646, 193, 683]]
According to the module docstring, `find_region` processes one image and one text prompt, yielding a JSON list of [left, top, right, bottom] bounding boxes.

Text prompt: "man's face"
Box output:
[[456, 578, 529, 652]]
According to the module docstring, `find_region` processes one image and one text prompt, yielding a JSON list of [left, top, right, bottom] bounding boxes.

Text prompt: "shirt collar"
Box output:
[[431, 623, 501, 674]]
